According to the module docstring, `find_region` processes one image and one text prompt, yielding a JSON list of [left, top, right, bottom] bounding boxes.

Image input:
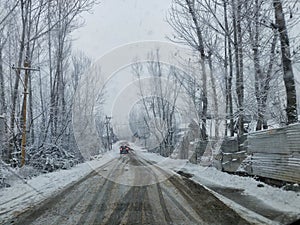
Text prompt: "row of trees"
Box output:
[[2, 0, 299, 165], [130, 51, 182, 156], [0, 0, 96, 168], [167, 0, 299, 140], [124, 0, 299, 156]]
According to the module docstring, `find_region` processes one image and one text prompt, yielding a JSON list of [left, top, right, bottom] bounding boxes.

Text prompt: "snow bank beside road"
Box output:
[[134, 146, 300, 223], [184, 163, 300, 224], [0, 152, 116, 224], [185, 164, 300, 213]]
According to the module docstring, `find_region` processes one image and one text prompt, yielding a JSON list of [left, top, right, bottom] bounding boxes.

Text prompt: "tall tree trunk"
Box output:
[[273, 0, 298, 124], [252, 0, 263, 131], [0, 46, 6, 116], [223, 0, 234, 137], [237, 0, 244, 135], [261, 30, 278, 129], [248, 0, 278, 131], [38, 51, 46, 147], [254, 32, 278, 130], [23, 0, 33, 146], [208, 51, 219, 138], [28, 65, 34, 144], [9, 0, 28, 162], [43, 0, 53, 143], [27, 0, 43, 146], [186, 0, 208, 140], [232, 0, 244, 136], [0, 42, 8, 161]]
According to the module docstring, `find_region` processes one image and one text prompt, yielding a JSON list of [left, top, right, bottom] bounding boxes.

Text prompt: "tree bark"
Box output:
[[232, 0, 244, 136], [273, 0, 298, 124], [223, 0, 234, 137], [208, 51, 219, 138], [0, 46, 6, 116], [9, 0, 28, 162], [186, 0, 208, 140]]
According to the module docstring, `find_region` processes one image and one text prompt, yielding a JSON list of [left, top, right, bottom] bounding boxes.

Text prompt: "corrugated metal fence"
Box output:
[[247, 123, 300, 183]]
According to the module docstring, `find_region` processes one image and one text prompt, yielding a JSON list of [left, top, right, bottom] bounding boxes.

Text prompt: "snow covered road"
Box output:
[[3, 151, 251, 225], [1, 144, 299, 225]]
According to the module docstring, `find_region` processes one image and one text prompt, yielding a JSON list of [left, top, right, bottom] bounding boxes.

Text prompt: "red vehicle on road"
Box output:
[[119, 145, 130, 154]]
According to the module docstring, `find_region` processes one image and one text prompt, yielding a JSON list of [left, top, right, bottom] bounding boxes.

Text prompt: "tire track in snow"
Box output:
[[136, 156, 172, 224], [74, 157, 125, 225], [102, 153, 155, 225], [168, 175, 252, 225], [139, 157, 202, 224], [8, 158, 118, 225]]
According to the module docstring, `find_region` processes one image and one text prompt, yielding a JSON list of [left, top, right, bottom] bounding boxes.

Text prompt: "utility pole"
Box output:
[[12, 58, 39, 167], [105, 116, 112, 150]]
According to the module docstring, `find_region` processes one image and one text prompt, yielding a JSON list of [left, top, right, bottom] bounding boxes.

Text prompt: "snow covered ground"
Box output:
[[132, 144, 300, 224], [0, 142, 299, 224], [139, 148, 300, 212], [0, 151, 118, 224]]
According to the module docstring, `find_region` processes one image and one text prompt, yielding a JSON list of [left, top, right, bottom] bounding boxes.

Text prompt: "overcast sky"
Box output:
[[71, 0, 175, 137], [72, 0, 173, 60]]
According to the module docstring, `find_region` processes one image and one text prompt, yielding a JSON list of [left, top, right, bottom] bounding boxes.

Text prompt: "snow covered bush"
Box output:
[[27, 144, 78, 173]]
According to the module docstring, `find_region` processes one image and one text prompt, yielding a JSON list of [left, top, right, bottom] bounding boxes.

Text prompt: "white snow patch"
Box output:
[[0, 151, 116, 223], [132, 145, 300, 223]]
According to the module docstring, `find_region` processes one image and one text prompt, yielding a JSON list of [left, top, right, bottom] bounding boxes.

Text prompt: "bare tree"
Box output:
[[132, 52, 182, 156], [0, 0, 97, 165], [244, 0, 279, 131], [8, 0, 30, 162], [0, 28, 7, 116], [222, 0, 235, 137], [0, 0, 19, 27], [273, 0, 298, 124], [168, 0, 209, 140]]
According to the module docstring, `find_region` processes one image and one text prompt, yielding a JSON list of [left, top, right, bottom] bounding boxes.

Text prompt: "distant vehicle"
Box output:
[[119, 145, 130, 154]]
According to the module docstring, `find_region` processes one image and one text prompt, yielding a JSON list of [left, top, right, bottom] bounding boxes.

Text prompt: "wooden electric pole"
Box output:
[[12, 58, 39, 167]]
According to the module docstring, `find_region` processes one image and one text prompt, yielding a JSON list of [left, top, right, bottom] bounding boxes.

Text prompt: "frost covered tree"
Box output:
[[273, 0, 298, 124], [131, 51, 182, 156], [0, 0, 98, 169], [168, 0, 210, 140], [167, 0, 300, 138], [246, 0, 278, 130]]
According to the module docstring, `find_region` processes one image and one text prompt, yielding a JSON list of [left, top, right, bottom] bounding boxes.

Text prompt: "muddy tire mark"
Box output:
[[6, 153, 256, 225], [130, 154, 172, 224], [75, 158, 128, 225], [168, 175, 252, 225]]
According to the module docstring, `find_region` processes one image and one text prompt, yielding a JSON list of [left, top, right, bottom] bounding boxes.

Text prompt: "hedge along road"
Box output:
[[7, 151, 251, 225]]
